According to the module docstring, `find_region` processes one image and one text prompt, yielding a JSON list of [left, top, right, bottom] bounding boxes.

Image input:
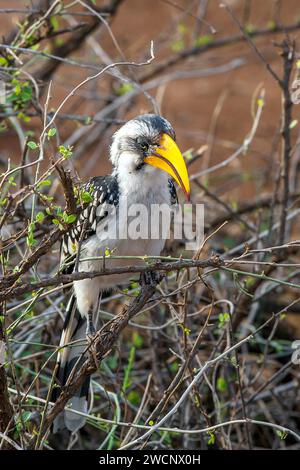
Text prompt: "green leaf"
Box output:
[[26, 222, 37, 247], [207, 431, 215, 445], [276, 430, 287, 440], [244, 23, 256, 34], [170, 39, 185, 52], [116, 83, 134, 96], [35, 211, 45, 222], [55, 206, 62, 216], [25, 310, 35, 319], [27, 141, 38, 150], [14, 83, 21, 96], [17, 112, 31, 123], [267, 20, 276, 31], [38, 179, 51, 187], [0, 198, 7, 207], [22, 411, 32, 423], [217, 376, 227, 392], [58, 145, 73, 159], [66, 214, 76, 223], [132, 332, 143, 348], [20, 85, 32, 102], [127, 390, 141, 406], [194, 34, 213, 47], [184, 149, 193, 160], [81, 191, 93, 203], [231, 200, 238, 211], [177, 23, 187, 34], [218, 312, 230, 328], [8, 176, 16, 186], [47, 128, 57, 138], [0, 57, 8, 66], [50, 16, 59, 31]]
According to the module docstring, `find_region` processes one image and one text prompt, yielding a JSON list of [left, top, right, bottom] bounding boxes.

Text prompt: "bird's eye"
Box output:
[[136, 137, 149, 153], [141, 143, 149, 152]]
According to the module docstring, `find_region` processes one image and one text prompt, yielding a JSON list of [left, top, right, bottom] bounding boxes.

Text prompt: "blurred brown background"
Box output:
[[1, 0, 300, 206]]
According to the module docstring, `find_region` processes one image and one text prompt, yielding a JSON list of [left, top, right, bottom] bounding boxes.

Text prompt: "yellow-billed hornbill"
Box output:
[[53, 114, 190, 432]]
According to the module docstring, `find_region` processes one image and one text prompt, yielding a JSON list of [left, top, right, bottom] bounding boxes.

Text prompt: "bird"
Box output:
[[52, 113, 190, 433]]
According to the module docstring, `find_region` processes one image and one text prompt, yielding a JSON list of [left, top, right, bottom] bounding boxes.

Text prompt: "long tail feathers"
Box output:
[[52, 294, 90, 433]]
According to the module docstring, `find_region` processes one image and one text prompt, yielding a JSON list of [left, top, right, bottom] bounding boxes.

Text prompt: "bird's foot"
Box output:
[[86, 322, 98, 368], [86, 321, 96, 337], [86, 335, 99, 369], [140, 270, 160, 287]]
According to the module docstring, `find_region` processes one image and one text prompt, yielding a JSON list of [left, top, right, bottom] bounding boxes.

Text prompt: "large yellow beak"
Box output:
[[144, 133, 190, 201]]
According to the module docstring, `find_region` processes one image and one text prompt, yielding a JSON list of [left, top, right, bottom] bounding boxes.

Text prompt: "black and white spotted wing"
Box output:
[[60, 175, 119, 272], [60, 175, 177, 272]]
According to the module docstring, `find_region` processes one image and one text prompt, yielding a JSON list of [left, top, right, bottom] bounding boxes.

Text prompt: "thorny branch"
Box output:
[[1, 0, 300, 452]]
